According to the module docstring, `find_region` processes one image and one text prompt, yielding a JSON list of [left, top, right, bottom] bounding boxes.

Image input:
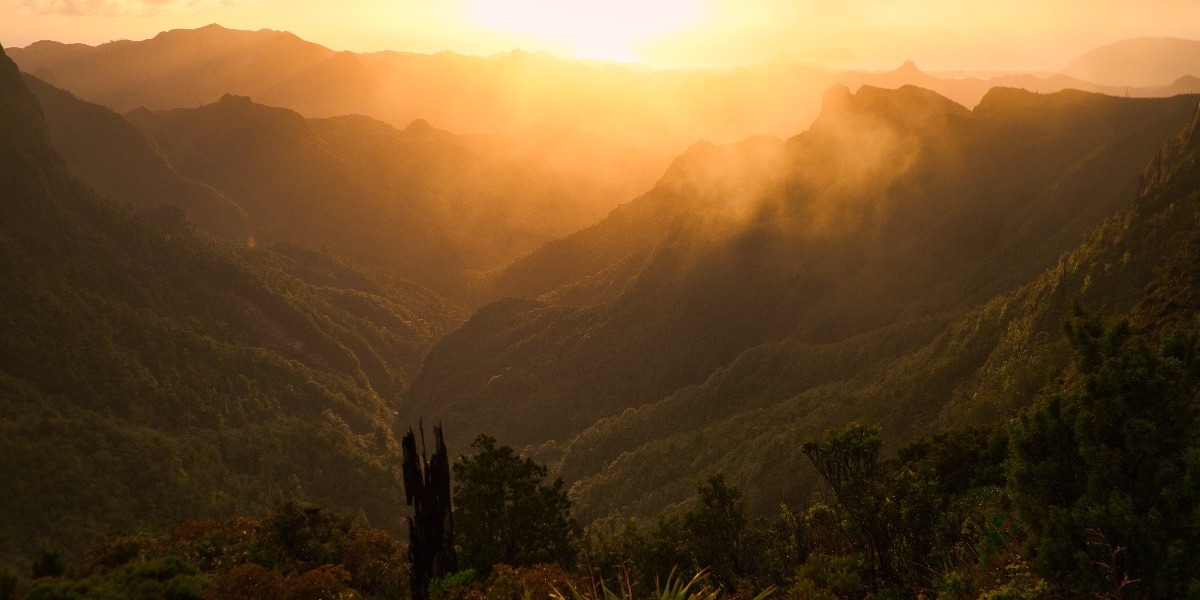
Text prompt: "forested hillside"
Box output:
[[20, 74, 250, 240], [6, 23, 1200, 597], [408, 85, 1200, 462], [21, 77, 664, 303], [0, 44, 461, 562], [563, 98, 1200, 520]]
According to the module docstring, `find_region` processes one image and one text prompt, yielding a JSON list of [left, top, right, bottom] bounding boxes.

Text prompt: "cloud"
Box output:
[[21, 0, 233, 17]]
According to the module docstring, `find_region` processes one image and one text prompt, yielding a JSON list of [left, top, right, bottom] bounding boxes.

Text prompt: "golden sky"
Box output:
[[2, 0, 1199, 70]]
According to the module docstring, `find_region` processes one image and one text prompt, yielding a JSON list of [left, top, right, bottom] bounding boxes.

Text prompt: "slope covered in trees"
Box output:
[[7, 24, 1200, 596], [408, 86, 1200, 458], [21, 325, 1200, 600], [563, 96, 1200, 520], [21, 74, 250, 240], [0, 43, 463, 563], [94, 92, 659, 302], [13, 67, 670, 305]]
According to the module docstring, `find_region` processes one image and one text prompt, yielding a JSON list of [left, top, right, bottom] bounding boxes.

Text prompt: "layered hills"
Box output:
[[562, 95, 1200, 520], [405, 86, 1200, 517], [8, 24, 830, 149], [20, 75, 250, 240], [6, 23, 1200, 565], [11, 26, 1200, 153], [21, 77, 663, 303], [0, 44, 461, 561], [1063, 37, 1200, 88]]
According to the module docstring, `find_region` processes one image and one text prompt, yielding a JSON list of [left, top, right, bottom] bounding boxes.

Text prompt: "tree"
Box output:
[[802, 423, 894, 584], [684, 475, 746, 590], [1007, 310, 1200, 597], [803, 422, 1016, 596], [452, 435, 578, 572]]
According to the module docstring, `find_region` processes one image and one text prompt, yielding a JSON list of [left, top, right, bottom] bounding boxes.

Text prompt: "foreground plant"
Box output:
[[550, 568, 774, 600]]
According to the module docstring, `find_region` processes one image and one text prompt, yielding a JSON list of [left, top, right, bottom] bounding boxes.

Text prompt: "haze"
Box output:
[[4, 0, 1199, 70]]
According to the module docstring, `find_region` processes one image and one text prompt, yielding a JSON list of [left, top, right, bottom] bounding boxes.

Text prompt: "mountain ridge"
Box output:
[[564, 96, 1200, 520], [1062, 36, 1200, 87], [405, 84, 1200, 479], [22, 75, 662, 304], [13, 25, 1199, 155], [0, 42, 465, 561]]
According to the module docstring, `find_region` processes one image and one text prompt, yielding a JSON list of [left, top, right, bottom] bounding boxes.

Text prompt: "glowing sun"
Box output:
[[467, 0, 706, 63]]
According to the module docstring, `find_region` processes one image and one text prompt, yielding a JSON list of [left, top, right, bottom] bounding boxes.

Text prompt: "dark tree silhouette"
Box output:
[[402, 424, 457, 600], [684, 475, 746, 590], [802, 423, 894, 584], [452, 435, 578, 572]]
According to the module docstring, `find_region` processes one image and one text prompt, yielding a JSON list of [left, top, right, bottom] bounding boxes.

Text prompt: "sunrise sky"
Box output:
[[2, 0, 1199, 70]]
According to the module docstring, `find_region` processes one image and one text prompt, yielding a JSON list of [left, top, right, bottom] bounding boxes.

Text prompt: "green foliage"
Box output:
[[429, 564, 580, 600], [452, 435, 579, 572], [551, 568, 775, 600], [429, 569, 476, 600], [974, 562, 1048, 600], [683, 476, 746, 590], [1007, 311, 1200, 597], [795, 420, 1028, 597], [632, 517, 690, 594], [801, 423, 893, 584], [0, 46, 465, 565], [25, 556, 206, 600], [792, 554, 867, 599], [578, 479, 798, 597], [29, 552, 63, 581], [9, 35, 1200, 600], [414, 86, 1200, 525], [18, 504, 408, 600], [0, 570, 16, 600]]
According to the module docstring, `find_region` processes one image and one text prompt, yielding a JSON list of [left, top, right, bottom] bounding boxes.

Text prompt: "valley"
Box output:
[[3, 18, 1200, 599]]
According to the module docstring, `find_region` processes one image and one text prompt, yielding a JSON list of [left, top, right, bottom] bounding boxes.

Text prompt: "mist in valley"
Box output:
[[3, 4, 1200, 598]]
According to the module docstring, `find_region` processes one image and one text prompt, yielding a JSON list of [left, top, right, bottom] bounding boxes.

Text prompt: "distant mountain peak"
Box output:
[[152, 24, 225, 40], [814, 83, 969, 130], [971, 86, 1137, 119], [973, 86, 1040, 108], [21, 40, 72, 51], [149, 23, 323, 53], [1063, 37, 1200, 87], [218, 93, 254, 105], [164, 93, 311, 138], [895, 60, 921, 74], [406, 118, 432, 132], [821, 83, 854, 110]]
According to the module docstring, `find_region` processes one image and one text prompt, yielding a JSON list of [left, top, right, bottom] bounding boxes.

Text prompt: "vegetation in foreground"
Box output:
[[4, 31, 1200, 600], [7, 309, 1198, 600]]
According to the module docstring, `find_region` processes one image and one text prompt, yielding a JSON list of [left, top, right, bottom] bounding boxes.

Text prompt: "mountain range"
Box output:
[[0, 41, 469, 559], [1063, 37, 1200, 88], [406, 86, 1200, 515], [20, 72, 666, 303], [4, 26, 1200, 562], [11, 26, 1200, 153]]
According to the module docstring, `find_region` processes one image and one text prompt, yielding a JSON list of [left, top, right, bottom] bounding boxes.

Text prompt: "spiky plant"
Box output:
[[549, 568, 774, 600]]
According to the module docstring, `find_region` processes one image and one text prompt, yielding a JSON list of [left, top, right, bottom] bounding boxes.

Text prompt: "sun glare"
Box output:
[[467, 0, 705, 63]]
